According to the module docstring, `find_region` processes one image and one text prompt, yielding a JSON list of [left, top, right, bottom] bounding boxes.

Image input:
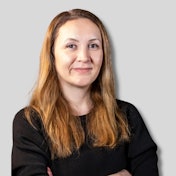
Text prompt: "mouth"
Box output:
[[72, 67, 92, 73]]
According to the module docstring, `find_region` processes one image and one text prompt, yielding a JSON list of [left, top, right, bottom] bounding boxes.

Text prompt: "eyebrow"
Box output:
[[89, 38, 102, 42], [64, 38, 102, 43], [65, 38, 78, 42]]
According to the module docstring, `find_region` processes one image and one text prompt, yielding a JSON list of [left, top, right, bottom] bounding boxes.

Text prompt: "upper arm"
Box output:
[[12, 109, 50, 176], [126, 103, 159, 176]]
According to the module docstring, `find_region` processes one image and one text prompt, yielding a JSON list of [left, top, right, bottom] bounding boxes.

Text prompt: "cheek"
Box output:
[[55, 51, 76, 64], [95, 54, 103, 69], [54, 56, 65, 75], [54, 55, 75, 76], [54, 57, 61, 71], [54, 53, 68, 67]]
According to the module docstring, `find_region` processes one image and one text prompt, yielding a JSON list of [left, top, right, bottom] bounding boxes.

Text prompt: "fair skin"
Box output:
[[48, 18, 132, 176], [47, 167, 131, 176], [108, 170, 132, 176], [54, 18, 103, 115]]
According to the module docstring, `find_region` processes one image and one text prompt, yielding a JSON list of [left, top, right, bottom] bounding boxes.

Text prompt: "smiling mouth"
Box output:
[[73, 68, 92, 73]]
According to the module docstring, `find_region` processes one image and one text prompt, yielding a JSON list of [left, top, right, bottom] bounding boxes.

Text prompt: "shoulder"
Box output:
[[13, 108, 28, 129], [116, 99, 140, 117], [13, 107, 49, 151], [117, 99, 157, 143], [13, 107, 43, 133], [116, 99, 147, 130]]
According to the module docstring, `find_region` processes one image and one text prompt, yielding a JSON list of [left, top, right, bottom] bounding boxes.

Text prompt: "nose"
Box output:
[[77, 47, 91, 62]]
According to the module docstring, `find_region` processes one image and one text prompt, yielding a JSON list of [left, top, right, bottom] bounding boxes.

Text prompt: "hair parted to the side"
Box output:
[[25, 8, 130, 158]]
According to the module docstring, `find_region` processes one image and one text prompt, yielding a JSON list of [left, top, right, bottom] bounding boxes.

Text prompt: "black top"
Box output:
[[12, 100, 159, 176]]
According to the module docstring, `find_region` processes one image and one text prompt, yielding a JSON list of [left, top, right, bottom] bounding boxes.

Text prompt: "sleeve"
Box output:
[[12, 109, 51, 176], [126, 103, 159, 176]]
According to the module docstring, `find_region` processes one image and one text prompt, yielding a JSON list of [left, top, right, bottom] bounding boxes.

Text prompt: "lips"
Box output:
[[72, 67, 92, 73]]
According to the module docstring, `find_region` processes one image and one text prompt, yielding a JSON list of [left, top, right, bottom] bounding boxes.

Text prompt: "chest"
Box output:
[[51, 143, 129, 176]]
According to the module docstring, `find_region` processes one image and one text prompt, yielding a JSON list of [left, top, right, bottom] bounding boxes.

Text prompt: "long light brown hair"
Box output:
[[26, 8, 130, 158]]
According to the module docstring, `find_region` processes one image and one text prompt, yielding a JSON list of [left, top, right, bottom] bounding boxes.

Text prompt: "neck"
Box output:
[[61, 85, 93, 116]]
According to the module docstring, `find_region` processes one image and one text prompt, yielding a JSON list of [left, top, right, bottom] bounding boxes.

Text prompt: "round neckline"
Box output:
[[79, 114, 87, 118]]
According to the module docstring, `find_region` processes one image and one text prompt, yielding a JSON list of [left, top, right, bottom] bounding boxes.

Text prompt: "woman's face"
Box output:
[[54, 18, 103, 89]]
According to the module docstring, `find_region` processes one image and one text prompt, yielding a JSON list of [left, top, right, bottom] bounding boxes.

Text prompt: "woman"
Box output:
[[12, 9, 159, 176]]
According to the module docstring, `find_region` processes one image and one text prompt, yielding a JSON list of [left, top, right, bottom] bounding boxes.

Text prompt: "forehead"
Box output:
[[57, 18, 101, 39]]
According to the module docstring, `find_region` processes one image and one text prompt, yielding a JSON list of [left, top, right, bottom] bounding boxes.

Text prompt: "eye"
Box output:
[[88, 43, 99, 49], [66, 44, 77, 49]]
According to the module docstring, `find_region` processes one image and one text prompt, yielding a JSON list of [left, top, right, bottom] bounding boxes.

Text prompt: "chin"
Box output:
[[75, 84, 91, 88], [73, 81, 92, 88]]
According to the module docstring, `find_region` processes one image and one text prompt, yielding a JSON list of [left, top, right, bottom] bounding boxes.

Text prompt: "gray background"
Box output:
[[1, 0, 175, 175]]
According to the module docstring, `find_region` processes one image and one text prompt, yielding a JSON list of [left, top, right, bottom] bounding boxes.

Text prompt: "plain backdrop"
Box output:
[[1, 0, 175, 175]]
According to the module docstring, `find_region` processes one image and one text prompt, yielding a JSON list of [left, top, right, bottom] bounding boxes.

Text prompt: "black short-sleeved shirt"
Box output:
[[12, 100, 159, 176]]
